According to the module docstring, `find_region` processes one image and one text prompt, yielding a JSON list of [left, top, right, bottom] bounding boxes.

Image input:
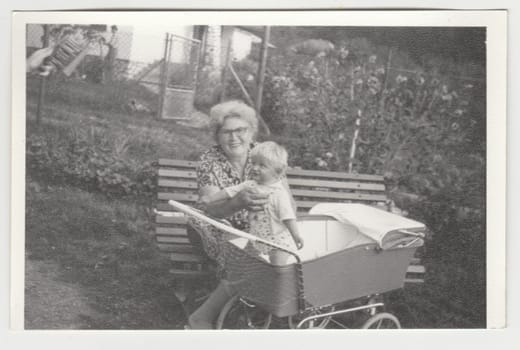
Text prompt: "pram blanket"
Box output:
[[309, 203, 425, 249]]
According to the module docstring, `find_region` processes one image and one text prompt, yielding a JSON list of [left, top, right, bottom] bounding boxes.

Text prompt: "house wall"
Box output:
[[232, 28, 262, 61], [220, 26, 260, 64], [206, 25, 222, 67]]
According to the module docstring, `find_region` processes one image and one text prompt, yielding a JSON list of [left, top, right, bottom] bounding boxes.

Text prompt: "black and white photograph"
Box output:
[[11, 10, 506, 335]]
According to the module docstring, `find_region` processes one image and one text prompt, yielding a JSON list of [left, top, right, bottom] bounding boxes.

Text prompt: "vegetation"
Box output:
[[219, 34, 486, 327], [25, 29, 486, 328]]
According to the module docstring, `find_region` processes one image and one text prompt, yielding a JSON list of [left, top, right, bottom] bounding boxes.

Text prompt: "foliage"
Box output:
[[262, 41, 485, 201], [258, 38, 486, 327], [26, 124, 157, 201], [25, 32, 487, 328]]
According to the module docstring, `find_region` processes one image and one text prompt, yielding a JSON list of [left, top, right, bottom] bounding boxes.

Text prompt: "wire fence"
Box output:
[[26, 23, 201, 123]]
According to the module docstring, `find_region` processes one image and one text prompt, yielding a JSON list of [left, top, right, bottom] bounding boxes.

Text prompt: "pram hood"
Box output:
[[309, 203, 425, 250]]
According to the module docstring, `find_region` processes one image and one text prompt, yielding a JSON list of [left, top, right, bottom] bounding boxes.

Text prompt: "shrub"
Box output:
[[261, 42, 485, 202], [26, 125, 157, 201], [258, 38, 486, 327]]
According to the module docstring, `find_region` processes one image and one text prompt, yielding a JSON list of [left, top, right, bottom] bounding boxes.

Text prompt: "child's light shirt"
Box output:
[[225, 180, 297, 253]]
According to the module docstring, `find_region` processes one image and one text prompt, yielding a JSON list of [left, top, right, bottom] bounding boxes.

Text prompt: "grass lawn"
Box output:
[[24, 76, 214, 329], [25, 179, 187, 329]]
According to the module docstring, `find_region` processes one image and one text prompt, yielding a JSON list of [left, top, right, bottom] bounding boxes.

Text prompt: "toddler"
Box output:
[[201, 141, 304, 265]]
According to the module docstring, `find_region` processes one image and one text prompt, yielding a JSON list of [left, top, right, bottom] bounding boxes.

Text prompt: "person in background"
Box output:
[[26, 46, 54, 73]]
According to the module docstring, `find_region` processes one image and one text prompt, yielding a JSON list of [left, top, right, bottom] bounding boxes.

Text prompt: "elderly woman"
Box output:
[[187, 100, 271, 329]]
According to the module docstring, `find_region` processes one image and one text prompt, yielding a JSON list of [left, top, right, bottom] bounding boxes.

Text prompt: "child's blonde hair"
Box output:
[[251, 141, 288, 176]]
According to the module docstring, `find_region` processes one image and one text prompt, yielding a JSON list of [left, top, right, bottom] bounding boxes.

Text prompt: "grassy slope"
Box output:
[[25, 76, 213, 329], [25, 181, 186, 329]]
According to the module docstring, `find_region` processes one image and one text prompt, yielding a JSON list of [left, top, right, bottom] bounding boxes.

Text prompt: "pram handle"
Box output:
[[167, 200, 300, 259]]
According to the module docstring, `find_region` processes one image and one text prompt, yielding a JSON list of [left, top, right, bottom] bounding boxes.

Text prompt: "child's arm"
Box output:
[[199, 188, 232, 206], [283, 219, 304, 250], [199, 181, 256, 206]]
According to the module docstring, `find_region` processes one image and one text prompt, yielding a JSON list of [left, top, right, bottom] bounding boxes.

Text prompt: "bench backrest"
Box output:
[[155, 158, 388, 253], [155, 158, 425, 283]]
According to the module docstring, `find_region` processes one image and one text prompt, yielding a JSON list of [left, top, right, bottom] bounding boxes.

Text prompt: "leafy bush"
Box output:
[[26, 125, 157, 200], [257, 39, 486, 327], [262, 45, 484, 199]]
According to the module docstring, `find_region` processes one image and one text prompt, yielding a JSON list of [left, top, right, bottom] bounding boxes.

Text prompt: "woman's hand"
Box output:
[[235, 185, 269, 211]]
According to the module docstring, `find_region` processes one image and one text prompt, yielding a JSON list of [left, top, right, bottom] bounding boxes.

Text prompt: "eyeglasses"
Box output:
[[219, 127, 249, 137]]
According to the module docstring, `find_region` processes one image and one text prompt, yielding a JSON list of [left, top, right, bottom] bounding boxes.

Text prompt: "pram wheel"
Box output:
[[361, 312, 400, 329], [216, 296, 272, 329]]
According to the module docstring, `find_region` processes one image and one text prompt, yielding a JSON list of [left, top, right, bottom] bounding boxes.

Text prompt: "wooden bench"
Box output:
[[155, 158, 425, 284]]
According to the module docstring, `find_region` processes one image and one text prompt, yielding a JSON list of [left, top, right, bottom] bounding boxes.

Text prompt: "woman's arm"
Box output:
[[199, 185, 269, 218]]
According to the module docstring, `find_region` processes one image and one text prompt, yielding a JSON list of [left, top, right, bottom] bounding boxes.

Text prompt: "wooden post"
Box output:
[[157, 33, 170, 120], [378, 48, 393, 115], [348, 109, 362, 173], [228, 63, 254, 106], [36, 24, 50, 124], [220, 37, 233, 102], [255, 26, 271, 137], [350, 65, 355, 102], [382, 48, 393, 92]]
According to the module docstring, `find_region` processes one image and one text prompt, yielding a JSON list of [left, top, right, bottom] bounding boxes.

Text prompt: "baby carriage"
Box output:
[[168, 200, 425, 329]]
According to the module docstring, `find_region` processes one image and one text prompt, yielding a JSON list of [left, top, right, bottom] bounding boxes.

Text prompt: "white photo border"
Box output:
[[9, 8, 507, 347]]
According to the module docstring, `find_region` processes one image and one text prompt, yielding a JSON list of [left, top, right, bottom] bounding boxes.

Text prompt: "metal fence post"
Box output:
[[36, 24, 50, 124], [157, 33, 170, 120]]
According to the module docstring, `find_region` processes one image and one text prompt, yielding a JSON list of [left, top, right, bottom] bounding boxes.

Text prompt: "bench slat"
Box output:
[[169, 252, 207, 263], [156, 227, 188, 236], [158, 192, 198, 203], [158, 179, 198, 189], [158, 169, 198, 179], [158, 244, 197, 254], [295, 199, 384, 211], [404, 278, 424, 284], [158, 159, 385, 182], [291, 189, 388, 202], [157, 236, 191, 244], [406, 265, 426, 274], [159, 159, 199, 168], [157, 177, 385, 193], [156, 202, 184, 212], [288, 178, 385, 191], [287, 168, 384, 182], [168, 268, 212, 278], [410, 257, 422, 265], [155, 216, 188, 225]]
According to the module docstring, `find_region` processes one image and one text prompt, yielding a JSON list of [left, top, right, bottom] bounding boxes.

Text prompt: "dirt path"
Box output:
[[24, 259, 100, 329]]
